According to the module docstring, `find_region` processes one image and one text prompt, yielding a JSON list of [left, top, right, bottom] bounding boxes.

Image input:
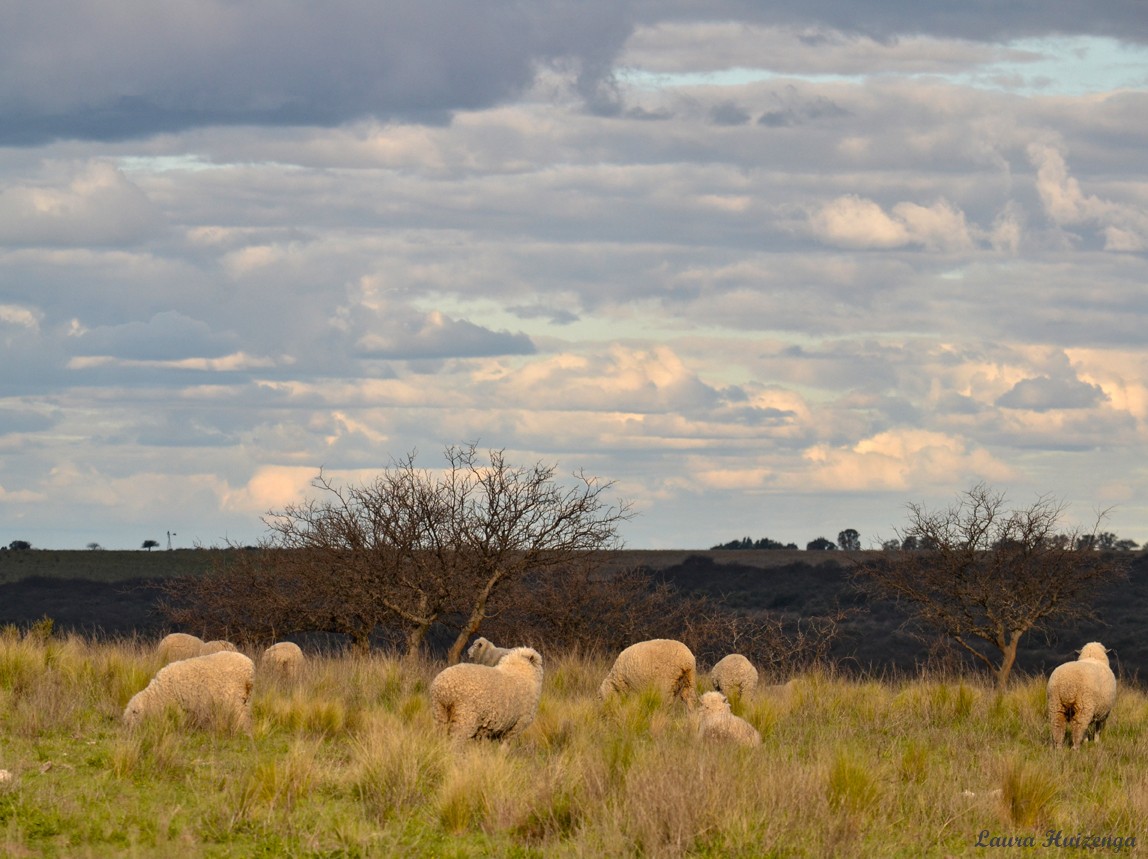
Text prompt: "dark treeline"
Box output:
[[3, 549, 1146, 682]]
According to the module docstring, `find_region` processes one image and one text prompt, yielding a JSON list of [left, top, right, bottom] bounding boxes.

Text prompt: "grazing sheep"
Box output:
[[430, 647, 544, 743], [710, 654, 759, 700], [156, 632, 204, 664], [123, 651, 255, 733], [1047, 641, 1117, 749], [696, 691, 762, 746], [261, 641, 304, 679], [467, 636, 513, 667], [598, 638, 697, 708], [199, 639, 238, 656]]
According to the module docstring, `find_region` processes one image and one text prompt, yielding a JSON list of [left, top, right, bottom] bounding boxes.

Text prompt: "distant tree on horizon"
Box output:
[[710, 536, 798, 550], [141, 540, 160, 551], [837, 529, 861, 551], [7, 540, 31, 551], [806, 537, 837, 551]]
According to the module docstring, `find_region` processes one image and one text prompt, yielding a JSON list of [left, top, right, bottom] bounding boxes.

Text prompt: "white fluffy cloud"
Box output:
[[810, 195, 975, 251]]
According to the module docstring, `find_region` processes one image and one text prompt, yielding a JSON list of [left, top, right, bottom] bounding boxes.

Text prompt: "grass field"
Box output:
[[1, 626, 1144, 858]]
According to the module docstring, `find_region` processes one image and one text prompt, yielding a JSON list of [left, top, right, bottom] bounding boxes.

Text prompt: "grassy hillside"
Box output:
[[0, 548, 220, 585], [0, 631, 1144, 857]]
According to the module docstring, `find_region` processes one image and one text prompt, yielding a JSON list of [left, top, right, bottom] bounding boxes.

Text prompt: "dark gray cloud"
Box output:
[[0, 1, 633, 145], [633, 0, 1148, 43], [0, 407, 56, 436], [996, 376, 1108, 411], [70, 311, 238, 361], [353, 312, 535, 361], [710, 102, 752, 126], [7, 0, 1144, 148], [757, 90, 850, 128]]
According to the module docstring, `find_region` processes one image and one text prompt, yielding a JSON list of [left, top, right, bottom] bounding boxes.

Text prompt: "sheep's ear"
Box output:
[[528, 649, 542, 667]]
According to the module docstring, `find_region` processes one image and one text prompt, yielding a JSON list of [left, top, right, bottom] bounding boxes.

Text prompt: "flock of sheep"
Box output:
[[125, 631, 1117, 752]]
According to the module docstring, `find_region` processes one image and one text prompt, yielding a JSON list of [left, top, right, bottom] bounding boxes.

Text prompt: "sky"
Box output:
[[2, 2, 1148, 552]]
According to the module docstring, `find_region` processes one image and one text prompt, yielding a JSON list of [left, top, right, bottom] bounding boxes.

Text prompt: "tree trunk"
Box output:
[[996, 632, 1022, 690], [446, 567, 506, 664], [405, 621, 430, 658]]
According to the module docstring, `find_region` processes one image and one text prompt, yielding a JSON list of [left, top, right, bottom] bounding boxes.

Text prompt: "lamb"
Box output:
[[199, 639, 239, 655], [598, 638, 697, 708], [430, 647, 544, 743], [696, 691, 762, 746], [710, 653, 759, 700], [466, 636, 513, 667], [1047, 641, 1117, 749], [123, 651, 255, 733], [260, 641, 305, 679], [156, 632, 205, 664]]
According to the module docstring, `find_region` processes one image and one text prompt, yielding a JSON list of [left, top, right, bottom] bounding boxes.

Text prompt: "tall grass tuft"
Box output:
[[827, 748, 880, 815], [999, 754, 1060, 827], [350, 715, 447, 821]]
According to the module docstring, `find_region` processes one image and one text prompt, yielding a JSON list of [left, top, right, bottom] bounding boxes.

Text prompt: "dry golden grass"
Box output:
[[0, 628, 1144, 857]]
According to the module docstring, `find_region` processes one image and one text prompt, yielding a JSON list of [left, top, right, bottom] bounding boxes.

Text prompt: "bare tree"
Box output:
[[440, 444, 633, 663], [161, 445, 632, 659], [852, 483, 1128, 688]]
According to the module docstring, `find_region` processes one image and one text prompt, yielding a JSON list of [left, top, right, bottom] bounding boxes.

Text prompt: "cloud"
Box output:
[[757, 90, 850, 127], [710, 102, 752, 125], [68, 311, 238, 362], [0, 161, 160, 245], [798, 428, 1015, 491], [0, 1, 634, 144], [809, 195, 976, 251], [353, 310, 535, 361], [996, 375, 1108, 411], [628, 5, 1148, 46], [1028, 143, 1148, 250], [0, 407, 55, 436]]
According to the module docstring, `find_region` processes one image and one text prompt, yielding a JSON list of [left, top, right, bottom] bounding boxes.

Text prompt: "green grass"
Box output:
[[1, 631, 1145, 858]]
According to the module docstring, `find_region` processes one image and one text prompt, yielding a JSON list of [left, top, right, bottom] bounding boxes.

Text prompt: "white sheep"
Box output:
[[199, 639, 239, 656], [260, 641, 305, 679], [466, 636, 513, 667], [710, 653, 759, 700], [430, 646, 544, 743], [123, 651, 255, 733], [696, 691, 762, 746], [156, 632, 205, 664], [598, 638, 698, 708], [1047, 641, 1117, 749]]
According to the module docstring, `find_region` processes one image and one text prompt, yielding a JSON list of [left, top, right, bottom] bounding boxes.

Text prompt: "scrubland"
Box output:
[[1, 625, 1145, 858]]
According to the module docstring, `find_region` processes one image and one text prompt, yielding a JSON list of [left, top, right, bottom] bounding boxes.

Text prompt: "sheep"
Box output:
[[430, 647, 544, 743], [199, 639, 239, 656], [710, 653, 759, 700], [123, 651, 255, 733], [466, 636, 513, 667], [1047, 641, 1117, 749], [696, 691, 762, 746], [598, 638, 697, 708], [156, 632, 205, 664], [260, 641, 305, 679]]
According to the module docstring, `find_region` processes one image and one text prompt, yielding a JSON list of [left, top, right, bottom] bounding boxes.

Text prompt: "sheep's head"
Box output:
[[1078, 642, 1110, 665], [467, 637, 492, 661], [122, 692, 146, 727], [699, 691, 731, 714]]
